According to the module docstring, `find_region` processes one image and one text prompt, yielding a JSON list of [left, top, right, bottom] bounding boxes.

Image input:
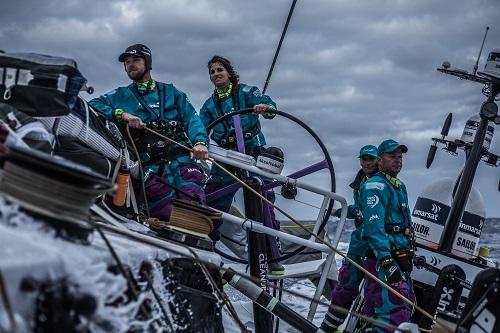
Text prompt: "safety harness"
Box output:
[[365, 172, 415, 268], [127, 82, 189, 167], [211, 84, 261, 149]]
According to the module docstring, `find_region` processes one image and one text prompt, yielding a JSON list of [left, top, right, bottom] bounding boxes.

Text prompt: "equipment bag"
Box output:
[[0, 52, 86, 117]]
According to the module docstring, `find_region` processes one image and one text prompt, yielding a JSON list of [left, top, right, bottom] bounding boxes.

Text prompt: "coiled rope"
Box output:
[[0, 160, 113, 223]]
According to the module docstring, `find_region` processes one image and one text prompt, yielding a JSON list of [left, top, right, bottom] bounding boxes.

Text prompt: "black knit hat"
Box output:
[[118, 44, 152, 70]]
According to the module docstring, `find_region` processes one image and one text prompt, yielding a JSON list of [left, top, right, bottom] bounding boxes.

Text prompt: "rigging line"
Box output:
[[126, 125, 150, 218], [140, 269, 174, 331], [181, 239, 250, 332], [0, 269, 16, 333], [90, 217, 172, 330], [94, 222, 410, 333], [262, 0, 298, 94], [275, 192, 323, 210], [142, 127, 451, 333], [127, 130, 247, 331]]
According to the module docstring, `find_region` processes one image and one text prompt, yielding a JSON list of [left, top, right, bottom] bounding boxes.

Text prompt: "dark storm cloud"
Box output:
[[1, 0, 500, 216]]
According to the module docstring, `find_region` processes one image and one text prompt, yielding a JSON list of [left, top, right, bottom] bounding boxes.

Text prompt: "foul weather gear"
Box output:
[[322, 169, 371, 332], [200, 83, 280, 257], [90, 81, 208, 222], [359, 171, 415, 333]]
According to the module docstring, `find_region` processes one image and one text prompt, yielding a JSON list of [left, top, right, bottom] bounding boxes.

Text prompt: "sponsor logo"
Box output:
[[431, 203, 441, 214], [369, 214, 379, 221], [253, 89, 262, 97], [437, 287, 455, 311], [458, 223, 481, 237], [413, 223, 430, 236], [258, 253, 268, 288], [365, 182, 385, 190], [456, 237, 476, 251], [257, 156, 282, 169], [367, 195, 379, 208], [144, 168, 154, 180], [187, 168, 202, 174], [413, 208, 439, 221], [429, 256, 441, 266]]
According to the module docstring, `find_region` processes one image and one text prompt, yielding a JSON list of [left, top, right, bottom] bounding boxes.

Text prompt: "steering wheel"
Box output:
[[206, 108, 336, 263]]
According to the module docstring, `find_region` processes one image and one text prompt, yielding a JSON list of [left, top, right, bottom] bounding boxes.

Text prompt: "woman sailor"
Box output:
[[199, 55, 284, 274]]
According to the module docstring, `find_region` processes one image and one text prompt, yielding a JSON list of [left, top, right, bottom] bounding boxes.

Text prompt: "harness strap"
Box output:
[[384, 224, 413, 237], [219, 121, 262, 147], [143, 146, 190, 169], [128, 82, 165, 121]]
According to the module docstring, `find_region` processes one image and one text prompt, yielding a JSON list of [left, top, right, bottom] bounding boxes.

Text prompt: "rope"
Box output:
[[275, 191, 323, 210], [141, 268, 175, 332], [0, 161, 113, 222], [169, 205, 214, 235], [91, 219, 156, 322], [183, 244, 250, 333], [142, 127, 452, 333], [125, 125, 150, 218], [121, 126, 248, 330]]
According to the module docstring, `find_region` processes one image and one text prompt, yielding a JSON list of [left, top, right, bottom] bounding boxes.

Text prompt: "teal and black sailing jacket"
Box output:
[[334, 171, 369, 257], [199, 84, 276, 149], [333, 177, 365, 220], [360, 172, 414, 261], [89, 82, 209, 149]]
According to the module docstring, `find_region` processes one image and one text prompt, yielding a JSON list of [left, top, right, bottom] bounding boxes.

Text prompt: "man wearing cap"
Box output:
[[90, 44, 209, 223], [321, 145, 378, 332], [359, 139, 415, 333]]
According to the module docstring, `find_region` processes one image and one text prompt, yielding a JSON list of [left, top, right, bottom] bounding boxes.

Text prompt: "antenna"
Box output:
[[472, 26, 489, 76], [262, 0, 297, 94]]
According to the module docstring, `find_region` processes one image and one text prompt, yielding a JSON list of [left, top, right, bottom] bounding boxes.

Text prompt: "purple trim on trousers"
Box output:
[[364, 257, 415, 333], [145, 162, 205, 222]]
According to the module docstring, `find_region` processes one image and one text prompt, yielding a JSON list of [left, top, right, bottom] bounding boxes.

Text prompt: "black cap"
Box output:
[[118, 44, 152, 70]]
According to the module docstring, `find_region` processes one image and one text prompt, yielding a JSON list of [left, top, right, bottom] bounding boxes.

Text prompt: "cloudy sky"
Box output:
[[2, 0, 500, 218]]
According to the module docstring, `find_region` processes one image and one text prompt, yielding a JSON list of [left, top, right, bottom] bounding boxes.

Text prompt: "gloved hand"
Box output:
[[353, 209, 363, 228], [380, 256, 402, 285]]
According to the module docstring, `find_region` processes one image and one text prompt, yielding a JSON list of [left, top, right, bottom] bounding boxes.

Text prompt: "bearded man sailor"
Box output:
[[90, 44, 209, 223]]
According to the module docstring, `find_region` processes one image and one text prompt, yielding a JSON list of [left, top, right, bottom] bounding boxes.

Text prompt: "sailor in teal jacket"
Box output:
[[91, 82, 208, 152], [200, 82, 275, 152], [90, 44, 209, 223], [360, 139, 415, 333], [200, 56, 276, 216], [321, 145, 377, 332], [200, 55, 283, 274]]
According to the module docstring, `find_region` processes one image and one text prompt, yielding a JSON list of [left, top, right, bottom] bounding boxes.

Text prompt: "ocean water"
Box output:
[[478, 218, 500, 260]]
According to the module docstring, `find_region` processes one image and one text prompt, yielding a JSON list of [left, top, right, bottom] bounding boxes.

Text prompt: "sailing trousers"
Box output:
[[322, 254, 372, 331], [363, 257, 415, 333], [144, 158, 206, 221]]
